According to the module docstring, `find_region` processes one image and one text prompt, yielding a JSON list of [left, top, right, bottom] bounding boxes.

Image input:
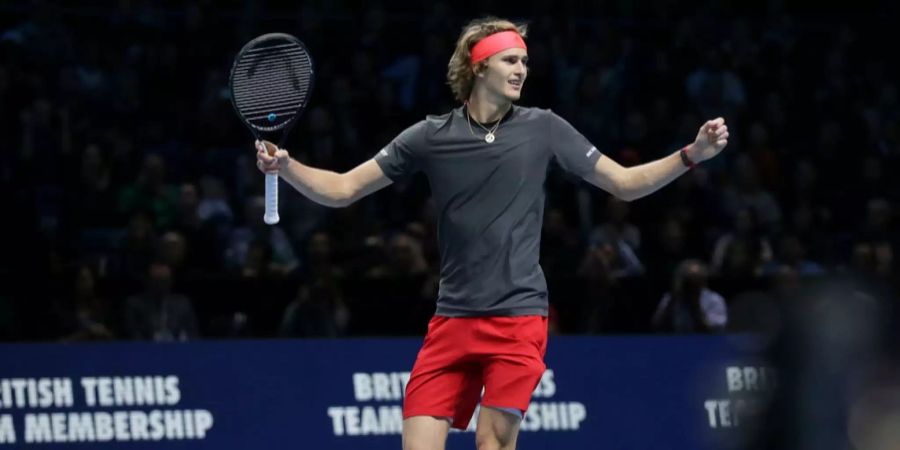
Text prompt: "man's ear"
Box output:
[[473, 62, 485, 78]]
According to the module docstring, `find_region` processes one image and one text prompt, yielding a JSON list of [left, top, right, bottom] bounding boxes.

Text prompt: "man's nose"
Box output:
[[516, 61, 528, 75]]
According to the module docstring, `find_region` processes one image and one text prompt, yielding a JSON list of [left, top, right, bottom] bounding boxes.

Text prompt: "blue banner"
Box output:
[[0, 336, 769, 449]]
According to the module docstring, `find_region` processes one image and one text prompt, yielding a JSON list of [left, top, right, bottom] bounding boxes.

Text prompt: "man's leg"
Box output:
[[476, 315, 548, 450], [475, 406, 521, 450], [402, 416, 451, 450], [404, 316, 483, 441]]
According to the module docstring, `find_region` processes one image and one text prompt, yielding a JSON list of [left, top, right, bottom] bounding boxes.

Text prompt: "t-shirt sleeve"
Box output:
[[373, 120, 426, 181], [547, 110, 602, 177]]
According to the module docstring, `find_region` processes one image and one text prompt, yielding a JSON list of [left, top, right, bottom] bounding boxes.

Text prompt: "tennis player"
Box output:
[[256, 16, 729, 450]]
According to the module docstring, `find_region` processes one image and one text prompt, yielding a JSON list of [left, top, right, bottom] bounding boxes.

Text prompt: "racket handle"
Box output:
[[264, 173, 280, 225]]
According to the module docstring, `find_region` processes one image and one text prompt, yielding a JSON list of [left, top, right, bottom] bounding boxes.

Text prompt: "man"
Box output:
[[123, 262, 199, 341], [651, 259, 728, 333], [256, 17, 729, 450]]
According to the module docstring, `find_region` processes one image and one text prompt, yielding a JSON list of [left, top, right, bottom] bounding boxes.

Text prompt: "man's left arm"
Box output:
[[583, 118, 729, 201]]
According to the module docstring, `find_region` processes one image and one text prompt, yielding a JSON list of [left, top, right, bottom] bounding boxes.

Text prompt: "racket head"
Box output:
[[229, 33, 315, 139]]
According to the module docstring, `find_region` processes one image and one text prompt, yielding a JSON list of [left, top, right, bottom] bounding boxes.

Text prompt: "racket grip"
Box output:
[[264, 173, 280, 225]]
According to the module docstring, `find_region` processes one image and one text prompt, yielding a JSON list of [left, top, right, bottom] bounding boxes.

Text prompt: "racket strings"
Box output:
[[232, 95, 307, 114], [234, 57, 310, 80], [233, 85, 306, 105], [232, 46, 311, 85], [231, 41, 312, 130], [232, 81, 309, 101]]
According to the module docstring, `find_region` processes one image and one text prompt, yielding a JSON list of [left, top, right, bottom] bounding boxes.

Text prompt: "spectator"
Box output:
[[710, 207, 773, 280], [279, 278, 346, 338], [719, 155, 783, 231], [69, 142, 115, 227], [113, 211, 157, 282], [55, 265, 115, 341], [588, 197, 641, 251], [585, 236, 645, 280], [303, 231, 342, 279], [576, 238, 644, 333], [224, 196, 298, 277], [761, 235, 826, 278], [123, 262, 198, 341], [643, 217, 694, 298], [358, 232, 433, 335], [171, 182, 221, 271], [685, 47, 747, 121], [652, 260, 727, 333], [196, 176, 234, 225], [365, 232, 429, 279], [117, 153, 178, 229]]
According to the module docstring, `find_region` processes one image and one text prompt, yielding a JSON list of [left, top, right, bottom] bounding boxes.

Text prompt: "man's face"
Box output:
[[148, 264, 172, 297], [477, 48, 528, 101]]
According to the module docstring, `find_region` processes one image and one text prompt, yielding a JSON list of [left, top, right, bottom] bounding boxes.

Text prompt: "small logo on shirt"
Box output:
[[380, 148, 389, 157], [586, 147, 598, 158]]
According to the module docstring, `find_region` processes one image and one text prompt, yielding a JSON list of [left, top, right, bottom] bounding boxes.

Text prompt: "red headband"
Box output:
[[470, 31, 527, 64]]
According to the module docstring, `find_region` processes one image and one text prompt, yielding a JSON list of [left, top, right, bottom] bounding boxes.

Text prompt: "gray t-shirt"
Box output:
[[374, 106, 601, 317]]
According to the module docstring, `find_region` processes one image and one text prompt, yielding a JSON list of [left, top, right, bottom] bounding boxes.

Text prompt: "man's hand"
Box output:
[[689, 117, 729, 163], [255, 140, 291, 173]]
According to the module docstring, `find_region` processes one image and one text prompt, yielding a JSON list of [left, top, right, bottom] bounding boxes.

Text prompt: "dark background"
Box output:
[[0, 0, 897, 342]]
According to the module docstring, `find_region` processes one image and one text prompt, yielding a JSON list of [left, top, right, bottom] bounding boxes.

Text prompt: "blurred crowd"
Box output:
[[0, 0, 897, 342]]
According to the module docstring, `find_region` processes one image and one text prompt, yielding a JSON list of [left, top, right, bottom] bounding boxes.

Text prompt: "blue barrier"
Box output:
[[0, 336, 768, 449]]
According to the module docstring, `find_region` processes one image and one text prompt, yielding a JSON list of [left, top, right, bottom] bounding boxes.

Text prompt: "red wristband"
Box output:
[[680, 146, 696, 169]]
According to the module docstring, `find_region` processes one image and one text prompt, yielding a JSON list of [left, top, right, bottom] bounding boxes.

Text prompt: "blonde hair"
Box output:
[[447, 17, 528, 103]]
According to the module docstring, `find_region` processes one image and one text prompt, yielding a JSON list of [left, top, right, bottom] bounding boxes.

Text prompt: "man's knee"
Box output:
[[475, 407, 520, 450], [475, 432, 515, 450], [402, 416, 450, 450]]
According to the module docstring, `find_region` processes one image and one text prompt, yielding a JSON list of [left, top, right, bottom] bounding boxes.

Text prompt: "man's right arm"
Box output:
[[256, 140, 393, 208]]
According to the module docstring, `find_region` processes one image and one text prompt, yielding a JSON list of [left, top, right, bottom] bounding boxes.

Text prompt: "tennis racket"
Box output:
[[229, 33, 315, 225]]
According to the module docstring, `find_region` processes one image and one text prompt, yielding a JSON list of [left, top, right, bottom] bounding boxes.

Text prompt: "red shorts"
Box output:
[[403, 315, 548, 430]]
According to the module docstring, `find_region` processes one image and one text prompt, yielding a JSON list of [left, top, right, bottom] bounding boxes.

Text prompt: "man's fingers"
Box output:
[[706, 118, 726, 132], [256, 143, 277, 160], [256, 159, 278, 173], [260, 140, 278, 156], [254, 141, 288, 174]]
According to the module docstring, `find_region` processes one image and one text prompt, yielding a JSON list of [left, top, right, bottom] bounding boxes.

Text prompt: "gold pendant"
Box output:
[[485, 132, 495, 143]]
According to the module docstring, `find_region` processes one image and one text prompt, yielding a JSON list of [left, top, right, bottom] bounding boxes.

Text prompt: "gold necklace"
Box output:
[[466, 104, 511, 144]]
